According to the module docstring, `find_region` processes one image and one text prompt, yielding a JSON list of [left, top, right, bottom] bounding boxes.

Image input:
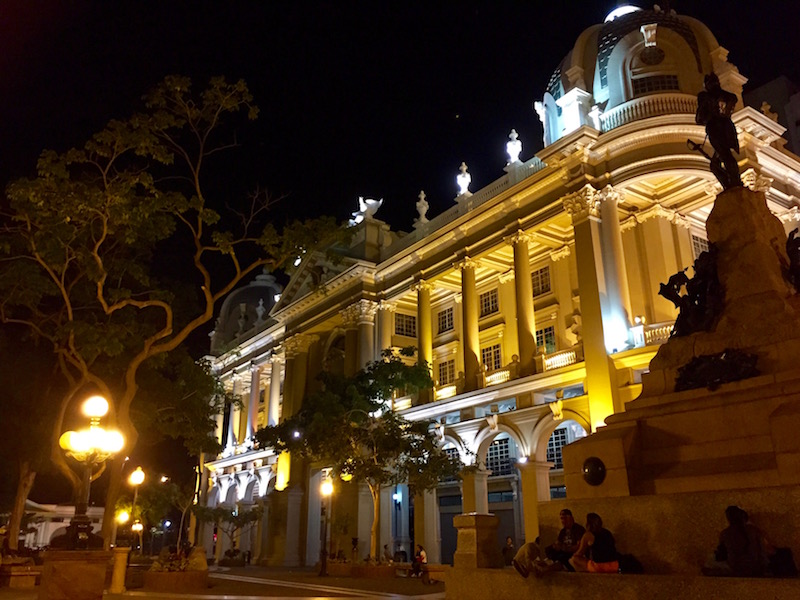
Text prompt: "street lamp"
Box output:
[[129, 467, 145, 552], [319, 471, 334, 577], [131, 521, 144, 554], [59, 395, 124, 549]]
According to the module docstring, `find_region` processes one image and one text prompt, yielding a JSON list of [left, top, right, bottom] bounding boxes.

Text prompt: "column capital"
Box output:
[[503, 229, 531, 247], [562, 184, 601, 221], [516, 460, 555, 475], [597, 184, 624, 204], [453, 256, 481, 271], [340, 299, 378, 327], [410, 279, 435, 293], [377, 300, 397, 312], [549, 245, 571, 262], [284, 333, 318, 358]]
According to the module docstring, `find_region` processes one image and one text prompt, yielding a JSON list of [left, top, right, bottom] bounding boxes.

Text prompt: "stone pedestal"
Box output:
[[38, 550, 111, 600], [452, 513, 502, 569]]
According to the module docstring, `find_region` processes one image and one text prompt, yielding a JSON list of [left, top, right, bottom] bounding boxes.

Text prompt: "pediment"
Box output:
[[271, 252, 358, 314]]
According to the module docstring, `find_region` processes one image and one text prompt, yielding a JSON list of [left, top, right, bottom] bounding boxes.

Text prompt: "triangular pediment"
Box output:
[[271, 252, 359, 314]]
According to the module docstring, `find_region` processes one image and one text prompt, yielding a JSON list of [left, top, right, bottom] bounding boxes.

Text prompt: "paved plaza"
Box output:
[[0, 565, 446, 600]]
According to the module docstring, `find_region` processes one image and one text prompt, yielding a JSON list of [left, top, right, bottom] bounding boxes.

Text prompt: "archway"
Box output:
[[532, 414, 589, 499]]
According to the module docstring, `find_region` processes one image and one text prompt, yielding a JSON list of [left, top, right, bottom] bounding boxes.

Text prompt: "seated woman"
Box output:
[[569, 513, 619, 573], [704, 505, 772, 577]]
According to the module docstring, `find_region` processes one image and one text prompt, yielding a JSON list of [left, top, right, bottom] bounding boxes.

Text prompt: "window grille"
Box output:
[[632, 74, 679, 96], [395, 313, 417, 337], [438, 360, 455, 385], [437, 307, 454, 333], [546, 428, 568, 469], [479, 289, 499, 317], [692, 234, 710, 259], [486, 438, 514, 476], [536, 326, 557, 354], [481, 344, 502, 371], [531, 266, 551, 297]]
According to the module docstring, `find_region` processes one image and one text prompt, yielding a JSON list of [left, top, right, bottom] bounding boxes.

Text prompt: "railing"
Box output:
[[434, 384, 458, 401], [644, 322, 674, 345], [600, 93, 697, 132], [538, 345, 584, 371]]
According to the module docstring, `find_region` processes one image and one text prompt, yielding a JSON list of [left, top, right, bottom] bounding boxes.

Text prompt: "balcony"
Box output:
[[644, 322, 674, 345], [599, 93, 697, 132]]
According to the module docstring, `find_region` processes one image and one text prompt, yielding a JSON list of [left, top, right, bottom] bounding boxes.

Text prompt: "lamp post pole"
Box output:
[[129, 467, 145, 553], [319, 472, 333, 577]]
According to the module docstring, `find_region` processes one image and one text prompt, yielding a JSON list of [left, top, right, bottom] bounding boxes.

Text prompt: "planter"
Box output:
[[143, 570, 208, 592]]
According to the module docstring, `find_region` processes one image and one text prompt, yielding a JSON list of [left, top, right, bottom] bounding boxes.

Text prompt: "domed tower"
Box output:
[[535, 4, 747, 145]]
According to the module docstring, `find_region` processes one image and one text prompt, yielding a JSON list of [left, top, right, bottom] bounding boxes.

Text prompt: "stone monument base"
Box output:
[[38, 550, 111, 600]]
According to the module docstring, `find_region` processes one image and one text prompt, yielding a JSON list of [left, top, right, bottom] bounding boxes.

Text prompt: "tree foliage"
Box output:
[[0, 75, 344, 546], [255, 348, 461, 558]]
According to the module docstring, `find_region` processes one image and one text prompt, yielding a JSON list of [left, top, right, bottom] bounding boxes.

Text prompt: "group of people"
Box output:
[[510, 509, 620, 578], [508, 505, 796, 579]]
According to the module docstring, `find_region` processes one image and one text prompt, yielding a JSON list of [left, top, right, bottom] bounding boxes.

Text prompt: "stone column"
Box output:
[[376, 301, 395, 359], [598, 185, 632, 334], [423, 488, 441, 564], [225, 375, 241, 451], [246, 362, 262, 440], [357, 483, 373, 559], [268, 356, 282, 426], [412, 281, 434, 403], [342, 300, 378, 370], [506, 230, 538, 375], [339, 308, 360, 377], [455, 258, 481, 392], [516, 460, 553, 544], [563, 185, 620, 428], [460, 467, 490, 514], [283, 334, 317, 419]]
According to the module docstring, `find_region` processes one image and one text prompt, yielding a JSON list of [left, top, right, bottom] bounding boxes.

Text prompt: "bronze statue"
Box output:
[[659, 245, 723, 337], [787, 228, 800, 289], [693, 73, 742, 189]]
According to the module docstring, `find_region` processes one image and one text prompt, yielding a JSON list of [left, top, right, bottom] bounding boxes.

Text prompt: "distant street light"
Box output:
[[59, 395, 124, 549], [129, 466, 145, 552], [319, 470, 334, 577], [131, 521, 144, 554]]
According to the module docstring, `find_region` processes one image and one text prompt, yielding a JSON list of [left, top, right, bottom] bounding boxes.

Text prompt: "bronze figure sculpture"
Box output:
[[692, 73, 742, 189]]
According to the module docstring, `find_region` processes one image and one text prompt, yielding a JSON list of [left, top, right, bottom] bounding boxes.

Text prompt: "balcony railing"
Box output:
[[644, 322, 674, 345], [600, 93, 697, 132]]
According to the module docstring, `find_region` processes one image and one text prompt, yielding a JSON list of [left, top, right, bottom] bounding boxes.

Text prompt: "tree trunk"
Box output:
[[369, 483, 380, 560], [8, 460, 37, 551], [101, 457, 125, 549]]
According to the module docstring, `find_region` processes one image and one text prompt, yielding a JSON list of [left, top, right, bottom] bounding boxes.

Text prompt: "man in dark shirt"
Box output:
[[695, 73, 741, 189], [544, 508, 586, 572]]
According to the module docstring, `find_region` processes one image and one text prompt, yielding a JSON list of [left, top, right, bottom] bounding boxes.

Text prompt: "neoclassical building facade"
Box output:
[[198, 6, 800, 566]]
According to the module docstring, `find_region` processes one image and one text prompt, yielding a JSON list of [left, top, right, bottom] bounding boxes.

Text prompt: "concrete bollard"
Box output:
[[109, 546, 130, 593]]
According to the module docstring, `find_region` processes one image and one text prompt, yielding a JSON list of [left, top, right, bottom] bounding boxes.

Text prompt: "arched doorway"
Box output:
[[543, 420, 588, 498]]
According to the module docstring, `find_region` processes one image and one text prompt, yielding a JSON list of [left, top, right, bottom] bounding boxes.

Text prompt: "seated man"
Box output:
[[540, 509, 585, 573]]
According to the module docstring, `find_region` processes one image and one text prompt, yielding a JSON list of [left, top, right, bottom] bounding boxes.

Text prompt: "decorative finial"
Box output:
[[456, 162, 472, 196], [506, 129, 522, 164], [413, 190, 429, 229]]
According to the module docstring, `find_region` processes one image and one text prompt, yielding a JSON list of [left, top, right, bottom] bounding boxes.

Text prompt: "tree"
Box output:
[[193, 504, 263, 559], [137, 481, 196, 549], [256, 348, 461, 559], [0, 75, 344, 546]]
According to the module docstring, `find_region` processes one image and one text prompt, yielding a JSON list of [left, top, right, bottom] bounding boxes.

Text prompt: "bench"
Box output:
[[0, 564, 42, 588]]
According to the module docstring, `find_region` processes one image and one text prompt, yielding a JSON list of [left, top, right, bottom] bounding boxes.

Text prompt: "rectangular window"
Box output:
[[632, 74, 679, 96], [437, 307, 454, 334], [536, 325, 557, 354], [479, 289, 499, 317], [481, 344, 502, 371], [692, 234, 710, 259], [394, 313, 417, 337], [546, 427, 569, 469], [437, 359, 455, 385], [531, 266, 551, 297], [486, 438, 514, 476]]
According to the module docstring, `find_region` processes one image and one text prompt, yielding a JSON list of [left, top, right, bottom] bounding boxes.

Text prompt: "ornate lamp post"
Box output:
[[319, 471, 334, 577], [58, 395, 124, 549]]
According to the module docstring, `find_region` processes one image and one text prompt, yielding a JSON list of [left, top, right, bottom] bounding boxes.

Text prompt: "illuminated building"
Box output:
[[199, 5, 800, 566]]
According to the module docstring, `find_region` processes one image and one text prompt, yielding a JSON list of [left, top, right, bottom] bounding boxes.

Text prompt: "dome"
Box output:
[[535, 6, 734, 146]]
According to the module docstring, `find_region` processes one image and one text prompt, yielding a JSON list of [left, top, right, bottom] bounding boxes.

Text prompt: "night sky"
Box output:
[[2, 1, 797, 501], [2, 1, 797, 232]]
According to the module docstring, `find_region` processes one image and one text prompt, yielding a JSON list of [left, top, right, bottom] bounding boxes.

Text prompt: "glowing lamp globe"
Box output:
[[321, 479, 334, 497], [129, 466, 145, 486], [82, 395, 110, 418], [116, 510, 130, 524]]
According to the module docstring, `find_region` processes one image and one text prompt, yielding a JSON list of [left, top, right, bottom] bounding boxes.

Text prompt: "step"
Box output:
[[639, 435, 775, 466]]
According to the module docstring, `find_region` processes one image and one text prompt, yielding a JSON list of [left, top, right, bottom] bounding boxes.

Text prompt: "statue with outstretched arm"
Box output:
[[694, 73, 741, 189]]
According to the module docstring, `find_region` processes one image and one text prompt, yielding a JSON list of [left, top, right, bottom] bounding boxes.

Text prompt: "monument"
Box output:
[[560, 184, 800, 575]]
